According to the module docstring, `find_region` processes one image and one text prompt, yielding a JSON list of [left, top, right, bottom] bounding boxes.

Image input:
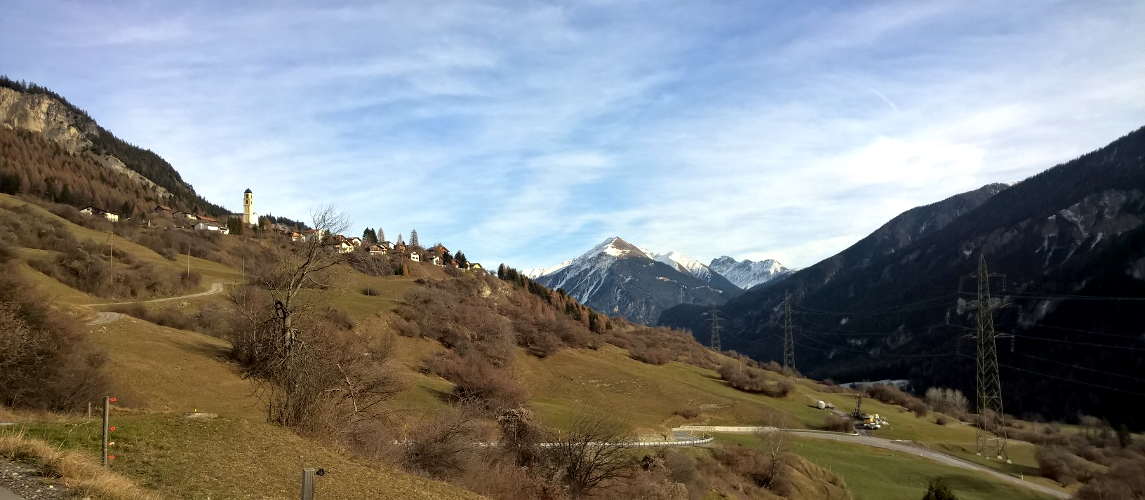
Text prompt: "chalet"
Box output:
[[198, 215, 219, 224], [409, 251, 421, 263], [194, 222, 228, 234], [430, 255, 443, 266], [290, 231, 304, 242], [367, 244, 386, 256], [469, 262, 483, 271], [153, 205, 172, 213], [79, 206, 120, 223], [349, 237, 363, 247], [172, 211, 199, 221], [428, 244, 449, 257]]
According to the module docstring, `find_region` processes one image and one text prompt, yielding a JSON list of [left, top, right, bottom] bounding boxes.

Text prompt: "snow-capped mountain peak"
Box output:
[[589, 236, 647, 259], [709, 256, 792, 290], [641, 249, 712, 281]]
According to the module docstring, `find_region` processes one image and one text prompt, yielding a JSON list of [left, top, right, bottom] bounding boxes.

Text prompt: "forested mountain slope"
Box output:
[[662, 125, 1145, 428]]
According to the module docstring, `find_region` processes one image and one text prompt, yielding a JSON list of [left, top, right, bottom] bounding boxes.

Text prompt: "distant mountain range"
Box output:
[[661, 125, 1145, 428], [709, 256, 793, 290], [525, 237, 789, 324]]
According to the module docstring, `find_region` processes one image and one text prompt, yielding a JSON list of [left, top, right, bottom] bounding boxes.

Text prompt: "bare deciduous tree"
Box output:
[[229, 206, 398, 428], [546, 413, 634, 498]]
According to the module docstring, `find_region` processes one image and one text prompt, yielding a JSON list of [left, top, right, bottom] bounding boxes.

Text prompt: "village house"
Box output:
[[153, 204, 172, 214], [430, 255, 443, 266], [79, 206, 120, 223], [194, 222, 229, 234], [366, 244, 386, 256], [409, 251, 421, 262]]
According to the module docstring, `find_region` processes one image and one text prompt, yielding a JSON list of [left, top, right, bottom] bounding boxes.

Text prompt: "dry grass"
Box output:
[[0, 431, 161, 499]]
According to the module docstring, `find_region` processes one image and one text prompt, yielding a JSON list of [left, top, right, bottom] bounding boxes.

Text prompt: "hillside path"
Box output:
[[0, 486, 21, 500], [674, 426, 1069, 500], [84, 283, 224, 326]]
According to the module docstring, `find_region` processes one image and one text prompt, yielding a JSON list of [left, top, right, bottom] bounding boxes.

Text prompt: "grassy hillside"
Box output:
[[0, 193, 1084, 500], [720, 433, 1058, 500]]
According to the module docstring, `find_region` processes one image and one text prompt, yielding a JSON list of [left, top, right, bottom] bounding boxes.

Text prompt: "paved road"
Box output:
[[0, 486, 21, 500], [674, 426, 1069, 500], [84, 283, 224, 326]]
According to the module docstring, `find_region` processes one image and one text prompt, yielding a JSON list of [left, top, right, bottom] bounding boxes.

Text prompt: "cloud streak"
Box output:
[[1, 0, 1142, 269]]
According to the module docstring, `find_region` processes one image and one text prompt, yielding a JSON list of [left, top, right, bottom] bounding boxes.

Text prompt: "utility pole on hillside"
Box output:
[[709, 304, 722, 352], [783, 291, 796, 379], [963, 255, 1011, 463]]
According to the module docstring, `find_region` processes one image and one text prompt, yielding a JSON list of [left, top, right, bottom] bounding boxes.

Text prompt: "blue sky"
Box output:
[[2, 1, 1143, 270]]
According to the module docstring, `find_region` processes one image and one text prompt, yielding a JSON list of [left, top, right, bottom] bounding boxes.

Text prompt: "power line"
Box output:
[[1008, 333, 1145, 352], [1010, 352, 1145, 384], [947, 323, 1145, 352], [792, 293, 960, 316], [795, 330, 958, 359], [953, 354, 1145, 398], [1002, 291, 1145, 301], [1019, 322, 1145, 340]]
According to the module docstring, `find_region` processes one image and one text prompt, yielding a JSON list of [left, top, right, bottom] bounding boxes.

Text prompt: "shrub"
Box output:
[[629, 343, 673, 365], [925, 387, 969, 420], [400, 409, 481, 479], [1073, 456, 1145, 500], [717, 360, 793, 398], [0, 264, 112, 411], [1036, 446, 1102, 486], [427, 351, 527, 414], [936, 414, 949, 426], [824, 415, 856, 433], [866, 383, 930, 417]]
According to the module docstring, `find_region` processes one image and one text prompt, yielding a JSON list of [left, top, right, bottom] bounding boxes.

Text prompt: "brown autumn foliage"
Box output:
[[864, 383, 929, 417], [0, 261, 113, 411], [824, 415, 857, 433], [717, 360, 795, 398], [0, 126, 206, 217]]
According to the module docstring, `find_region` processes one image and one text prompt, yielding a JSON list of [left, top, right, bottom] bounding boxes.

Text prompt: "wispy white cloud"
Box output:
[[1, 0, 1142, 270]]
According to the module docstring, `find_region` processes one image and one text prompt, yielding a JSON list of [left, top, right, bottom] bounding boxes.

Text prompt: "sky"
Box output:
[[2, 0, 1143, 270]]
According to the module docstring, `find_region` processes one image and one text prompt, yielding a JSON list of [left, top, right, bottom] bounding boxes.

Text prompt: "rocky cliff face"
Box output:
[[0, 87, 98, 153], [0, 87, 174, 201]]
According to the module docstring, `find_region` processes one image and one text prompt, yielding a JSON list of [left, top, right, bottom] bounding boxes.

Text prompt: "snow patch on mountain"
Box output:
[[642, 249, 712, 281], [709, 256, 791, 290]]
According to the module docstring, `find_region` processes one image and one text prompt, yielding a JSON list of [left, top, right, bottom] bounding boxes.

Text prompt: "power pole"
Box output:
[[966, 255, 1011, 462], [783, 291, 796, 379], [709, 304, 722, 352]]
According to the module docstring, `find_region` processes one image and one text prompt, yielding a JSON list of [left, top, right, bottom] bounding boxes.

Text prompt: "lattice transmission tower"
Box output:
[[965, 255, 1011, 462], [783, 291, 796, 379], [709, 304, 722, 352]]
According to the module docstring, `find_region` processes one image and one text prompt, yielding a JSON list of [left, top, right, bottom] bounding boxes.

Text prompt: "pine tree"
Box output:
[[378, 227, 385, 243], [396, 233, 404, 246], [921, 478, 958, 500], [455, 250, 469, 269], [409, 229, 419, 248], [362, 228, 378, 245]]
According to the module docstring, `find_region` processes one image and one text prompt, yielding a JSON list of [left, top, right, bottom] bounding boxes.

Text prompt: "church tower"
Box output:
[[242, 188, 255, 226]]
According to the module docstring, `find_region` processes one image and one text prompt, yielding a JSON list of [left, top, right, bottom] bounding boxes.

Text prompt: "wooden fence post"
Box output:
[[101, 396, 110, 467], [300, 468, 316, 500]]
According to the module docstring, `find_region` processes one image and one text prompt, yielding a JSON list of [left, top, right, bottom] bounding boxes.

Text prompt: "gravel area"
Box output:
[[0, 460, 70, 500]]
